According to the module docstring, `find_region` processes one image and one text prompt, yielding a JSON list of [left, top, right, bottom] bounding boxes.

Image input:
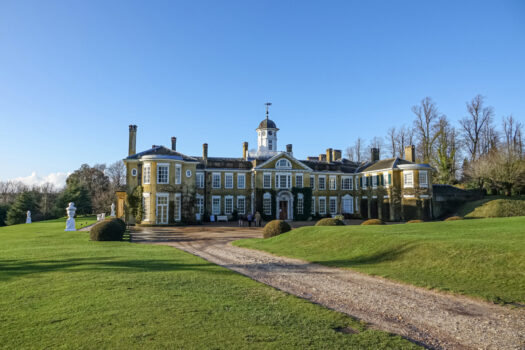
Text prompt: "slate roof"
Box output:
[[257, 118, 277, 129], [193, 157, 253, 170], [300, 159, 360, 173], [125, 146, 199, 162]]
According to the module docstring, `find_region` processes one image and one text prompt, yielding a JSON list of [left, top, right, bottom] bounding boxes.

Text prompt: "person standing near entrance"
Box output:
[[247, 213, 253, 227], [255, 211, 262, 227]]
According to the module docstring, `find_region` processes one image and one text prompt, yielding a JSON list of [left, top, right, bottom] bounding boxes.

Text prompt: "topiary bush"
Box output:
[[445, 216, 464, 221], [361, 219, 385, 225], [90, 220, 124, 241], [112, 218, 126, 232], [263, 220, 291, 238], [407, 219, 424, 224], [315, 218, 345, 226]]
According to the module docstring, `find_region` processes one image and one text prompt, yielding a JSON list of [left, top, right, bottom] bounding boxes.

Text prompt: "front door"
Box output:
[[279, 201, 288, 220], [156, 194, 169, 224]]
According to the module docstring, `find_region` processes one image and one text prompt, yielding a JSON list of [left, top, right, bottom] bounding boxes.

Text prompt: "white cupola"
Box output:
[[256, 102, 279, 153]]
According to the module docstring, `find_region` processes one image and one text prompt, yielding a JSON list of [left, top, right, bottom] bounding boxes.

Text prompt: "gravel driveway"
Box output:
[[131, 225, 525, 350]]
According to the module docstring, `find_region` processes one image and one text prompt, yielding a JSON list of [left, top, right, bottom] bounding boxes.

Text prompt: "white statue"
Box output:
[[110, 203, 116, 217], [65, 202, 77, 231], [26, 210, 31, 224]]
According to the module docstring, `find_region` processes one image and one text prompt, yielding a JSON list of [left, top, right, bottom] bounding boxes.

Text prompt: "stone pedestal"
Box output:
[[65, 202, 77, 231], [26, 211, 31, 224]]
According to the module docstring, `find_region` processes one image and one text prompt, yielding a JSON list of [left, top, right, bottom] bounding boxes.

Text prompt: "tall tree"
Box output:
[[106, 161, 126, 189], [66, 164, 111, 213], [460, 95, 494, 161], [387, 127, 397, 158], [345, 137, 365, 163], [6, 192, 39, 225], [434, 116, 459, 184], [412, 97, 440, 163]]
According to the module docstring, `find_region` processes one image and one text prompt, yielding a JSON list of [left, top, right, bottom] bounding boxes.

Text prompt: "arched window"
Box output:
[[342, 194, 354, 214], [276, 158, 292, 169]]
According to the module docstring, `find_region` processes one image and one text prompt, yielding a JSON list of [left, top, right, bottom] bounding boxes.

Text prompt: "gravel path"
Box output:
[[132, 226, 525, 350]]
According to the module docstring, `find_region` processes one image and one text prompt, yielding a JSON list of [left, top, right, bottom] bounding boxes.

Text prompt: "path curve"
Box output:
[[132, 226, 525, 350]]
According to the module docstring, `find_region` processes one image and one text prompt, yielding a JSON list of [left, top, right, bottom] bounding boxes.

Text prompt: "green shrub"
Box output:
[[465, 199, 525, 218], [90, 220, 124, 241], [445, 216, 463, 221], [263, 220, 291, 238], [112, 218, 126, 232], [361, 219, 385, 225], [407, 219, 424, 224], [315, 218, 345, 226]]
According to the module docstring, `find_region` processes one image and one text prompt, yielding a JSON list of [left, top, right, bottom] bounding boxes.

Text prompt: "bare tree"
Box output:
[[345, 137, 365, 163], [106, 160, 126, 188], [394, 125, 414, 158], [460, 95, 494, 161], [387, 127, 397, 158], [502, 115, 523, 157], [412, 97, 440, 163]]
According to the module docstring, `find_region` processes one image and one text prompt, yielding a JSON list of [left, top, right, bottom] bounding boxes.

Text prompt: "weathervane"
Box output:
[[265, 102, 272, 120]]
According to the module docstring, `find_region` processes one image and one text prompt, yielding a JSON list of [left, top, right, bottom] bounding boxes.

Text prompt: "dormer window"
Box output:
[[276, 159, 291, 169]]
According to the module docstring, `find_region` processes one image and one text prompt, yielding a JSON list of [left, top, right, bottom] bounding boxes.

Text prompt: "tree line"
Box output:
[[0, 161, 126, 226], [345, 94, 524, 195]]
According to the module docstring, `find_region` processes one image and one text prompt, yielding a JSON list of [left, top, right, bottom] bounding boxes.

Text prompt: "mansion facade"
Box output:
[[118, 112, 434, 225]]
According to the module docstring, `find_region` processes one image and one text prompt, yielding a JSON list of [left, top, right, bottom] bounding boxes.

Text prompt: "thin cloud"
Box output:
[[12, 172, 71, 189]]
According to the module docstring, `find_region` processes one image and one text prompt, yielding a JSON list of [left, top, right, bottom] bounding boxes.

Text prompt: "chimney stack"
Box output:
[[405, 145, 415, 162], [128, 125, 137, 156], [371, 148, 380, 162], [319, 154, 327, 162], [242, 142, 248, 160], [203, 143, 208, 164], [333, 149, 342, 161], [171, 137, 177, 151], [326, 148, 333, 163], [286, 144, 293, 154]]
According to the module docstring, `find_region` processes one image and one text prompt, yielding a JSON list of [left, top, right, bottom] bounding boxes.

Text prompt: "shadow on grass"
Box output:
[[0, 257, 231, 281], [313, 243, 416, 268]]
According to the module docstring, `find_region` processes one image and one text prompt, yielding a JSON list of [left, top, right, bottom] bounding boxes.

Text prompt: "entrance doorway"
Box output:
[[279, 201, 288, 220], [156, 193, 169, 224]]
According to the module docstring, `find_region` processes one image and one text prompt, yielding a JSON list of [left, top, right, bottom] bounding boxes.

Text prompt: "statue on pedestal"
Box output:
[[65, 202, 77, 231], [110, 203, 116, 217], [26, 211, 31, 224]]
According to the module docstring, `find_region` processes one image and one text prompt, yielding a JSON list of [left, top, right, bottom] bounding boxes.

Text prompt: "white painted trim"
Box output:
[[174, 193, 182, 222], [224, 195, 234, 215], [419, 170, 429, 188], [211, 195, 221, 215], [237, 173, 246, 189], [420, 194, 430, 198], [212, 172, 221, 189], [157, 163, 170, 184], [175, 164, 182, 185], [403, 195, 415, 198], [403, 170, 414, 188], [254, 152, 313, 171], [224, 172, 234, 189], [263, 172, 272, 189], [143, 162, 151, 184], [155, 192, 169, 225]]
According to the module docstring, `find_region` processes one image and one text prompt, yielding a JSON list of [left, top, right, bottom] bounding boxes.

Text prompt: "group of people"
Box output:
[[238, 211, 262, 227]]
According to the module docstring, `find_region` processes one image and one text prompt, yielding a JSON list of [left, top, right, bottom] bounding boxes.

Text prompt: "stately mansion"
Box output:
[[117, 111, 433, 225]]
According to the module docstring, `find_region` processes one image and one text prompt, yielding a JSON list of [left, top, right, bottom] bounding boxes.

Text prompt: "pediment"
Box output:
[[255, 152, 312, 171]]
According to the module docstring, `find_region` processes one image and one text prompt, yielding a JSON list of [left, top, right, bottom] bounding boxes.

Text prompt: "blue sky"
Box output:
[[1, 0, 524, 186]]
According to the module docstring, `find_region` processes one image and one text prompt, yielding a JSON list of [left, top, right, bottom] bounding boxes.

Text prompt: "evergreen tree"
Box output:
[[53, 183, 92, 216], [6, 192, 39, 225]]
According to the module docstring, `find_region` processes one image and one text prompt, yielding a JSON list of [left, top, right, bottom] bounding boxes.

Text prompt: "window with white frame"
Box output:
[[212, 196, 221, 215], [225, 173, 233, 189], [342, 176, 351, 190], [404, 171, 414, 188], [157, 164, 169, 184], [263, 173, 271, 188], [142, 193, 150, 221], [419, 171, 428, 188], [329, 176, 337, 190], [276, 173, 291, 189], [268, 139, 273, 150], [355, 176, 359, 190], [297, 193, 304, 215], [342, 195, 353, 214], [212, 173, 221, 188], [383, 172, 391, 187], [174, 193, 181, 221], [225, 196, 233, 214], [362, 176, 367, 189], [195, 195, 204, 215], [310, 175, 315, 189], [175, 164, 181, 184], [143, 164, 151, 184], [276, 158, 291, 169], [263, 192, 272, 215], [237, 196, 245, 214], [318, 197, 326, 214], [318, 176, 326, 190], [295, 174, 303, 188], [372, 174, 378, 188], [329, 197, 337, 214], [196, 172, 204, 188], [311, 196, 316, 214], [237, 173, 245, 189]]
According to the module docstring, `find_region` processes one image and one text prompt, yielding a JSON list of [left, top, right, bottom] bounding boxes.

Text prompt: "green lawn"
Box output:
[[235, 217, 525, 305], [456, 195, 525, 217], [0, 219, 418, 349]]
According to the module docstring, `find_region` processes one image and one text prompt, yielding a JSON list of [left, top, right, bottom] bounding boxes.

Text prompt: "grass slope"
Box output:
[[235, 217, 525, 304], [0, 219, 418, 349], [457, 195, 525, 218]]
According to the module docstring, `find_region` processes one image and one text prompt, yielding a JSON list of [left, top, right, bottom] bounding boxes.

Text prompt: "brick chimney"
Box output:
[[171, 137, 177, 151], [242, 142, 248, 160], [370, 148, 380, 162], [203, 143, 208, 164], [405, 145, 415, 162], [333, 149, 342, 161], [286, 144, 293, 155], [128, 125, 137, 156], [326, 148, 333, 163], [319, 154, 327, 162]]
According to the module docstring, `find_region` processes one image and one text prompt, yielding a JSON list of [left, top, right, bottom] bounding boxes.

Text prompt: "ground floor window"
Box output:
[[319, 197, 326, 215], [174, 193, 181, 221], [237, 196, 245, 215], [297, 194, 304, 215], [142, 193, 150, 221], [212, 196, 221, 215], [329, 197, 337, 214], [263, 193, 272, 215], [225, 196, 233, 215], [311, 196, 315, 214], [342, 195, 353, 214], [196, 195, 204, 215]]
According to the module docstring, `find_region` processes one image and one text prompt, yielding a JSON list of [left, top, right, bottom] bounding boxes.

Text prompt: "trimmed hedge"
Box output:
[[315, 218, 345, 226], [361, 219, 385, 225], [90, 220, 124, 241], [445, 216, 464, 221], [407, 220, 424, 224], [113, 218, 126, 232], [263, 220, 291, 238]]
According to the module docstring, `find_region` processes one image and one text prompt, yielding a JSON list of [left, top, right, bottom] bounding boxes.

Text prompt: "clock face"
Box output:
[[186, 170, 192, 178]]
